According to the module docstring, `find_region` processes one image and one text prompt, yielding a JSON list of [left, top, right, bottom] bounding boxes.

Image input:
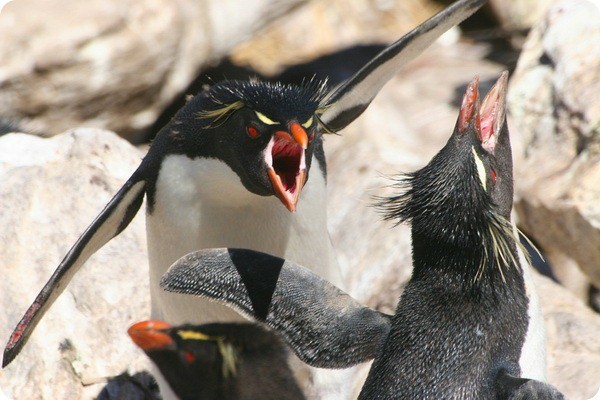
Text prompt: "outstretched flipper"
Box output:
[[161, 248, 391, 368], [495, 370, 566, 400], [320, 0, 487, 131], [2, 170, 146, 367]]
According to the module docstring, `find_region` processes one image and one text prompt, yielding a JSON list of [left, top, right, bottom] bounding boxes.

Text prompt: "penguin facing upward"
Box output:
[[159, 73, 565, 399], [3, 0, 487, 369], [128, 320, 304, 400]]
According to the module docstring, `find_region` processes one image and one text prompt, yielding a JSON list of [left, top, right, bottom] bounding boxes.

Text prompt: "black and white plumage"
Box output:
[[128, 320, 304, 400], [160, 73, 565, 399], [2, 0, 486, 385]]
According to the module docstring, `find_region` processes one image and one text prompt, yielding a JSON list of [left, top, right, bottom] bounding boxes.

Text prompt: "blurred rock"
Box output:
[[537, 273, 600, 400], [0, 130, 151, 399], [0, 0, 305, 142], [489, 0, 556, 31], [231, 0, 444, 76], [509, 0, 600, 290]]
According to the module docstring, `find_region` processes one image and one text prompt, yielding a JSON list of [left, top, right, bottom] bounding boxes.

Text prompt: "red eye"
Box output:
[[247, 126, 260, 138], [183, 350, 196, 364], [490, 168, 497, 183], [308, 132, 315, 142]]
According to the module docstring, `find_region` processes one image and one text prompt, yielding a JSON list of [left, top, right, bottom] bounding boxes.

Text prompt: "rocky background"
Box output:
[[1, 0, 599, 399]]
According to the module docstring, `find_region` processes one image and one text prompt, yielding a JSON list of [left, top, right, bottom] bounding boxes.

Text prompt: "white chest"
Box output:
[[145, 155, 342, 323]]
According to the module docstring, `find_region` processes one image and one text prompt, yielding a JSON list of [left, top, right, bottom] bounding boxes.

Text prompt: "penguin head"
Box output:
[[128, 320, 239, 399], [381, 72, 515, 253], [159, 80, 329, 212], [128, 320, 298, 399]]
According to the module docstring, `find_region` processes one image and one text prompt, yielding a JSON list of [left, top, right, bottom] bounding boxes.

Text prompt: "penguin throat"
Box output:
[[272, 138, 303, 191], [265, 136, 307, 211]]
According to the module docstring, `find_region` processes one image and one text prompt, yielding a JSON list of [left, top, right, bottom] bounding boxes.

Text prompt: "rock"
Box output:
[[230, 0, 446, 76], [509, 0, 600, 291], [537, 273, 600, 400], [489, 0, 556, 31], [0, 0, 305, 142], [0, 130, 151, 399]]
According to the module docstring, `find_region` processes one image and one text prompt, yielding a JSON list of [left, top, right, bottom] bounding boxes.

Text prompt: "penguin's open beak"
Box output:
[[457, 72, 508, 155], [458, 75, 480, 134], [265, 122, 308, 212], [128, 320, 175, 351], [479, 71, 508, 154]]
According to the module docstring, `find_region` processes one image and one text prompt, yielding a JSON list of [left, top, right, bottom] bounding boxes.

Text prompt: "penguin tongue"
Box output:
[[268, 137, 307, 212], [478, 71, 508, 154]]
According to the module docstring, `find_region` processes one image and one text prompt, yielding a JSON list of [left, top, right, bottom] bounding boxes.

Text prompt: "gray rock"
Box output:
[[0, 0, 304, 142], [489, 0, 557, 31], [537, 273, 600, 400], [509, 0, 600, 290], [0, 130, 151, 399]]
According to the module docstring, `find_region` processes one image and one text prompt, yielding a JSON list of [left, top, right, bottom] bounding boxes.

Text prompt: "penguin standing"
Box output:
[[159, 73, 565, 399], [128, 320, 305, 400]]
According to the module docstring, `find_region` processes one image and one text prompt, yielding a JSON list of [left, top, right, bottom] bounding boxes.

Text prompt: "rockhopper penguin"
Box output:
[[159, 73, 565, 399], [3, 0, 487, 366], [128, 320, 304, 400]]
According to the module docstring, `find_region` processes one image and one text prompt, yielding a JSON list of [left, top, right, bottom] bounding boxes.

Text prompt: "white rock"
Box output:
[[0, 130, 150, 399]]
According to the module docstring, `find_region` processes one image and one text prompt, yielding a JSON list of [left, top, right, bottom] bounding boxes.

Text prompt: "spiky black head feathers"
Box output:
[[198, 79, 330, 129]]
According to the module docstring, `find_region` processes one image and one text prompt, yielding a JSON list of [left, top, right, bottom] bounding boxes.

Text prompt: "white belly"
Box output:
[[146, 154, 343, 325], [515, 225, 548, 381]]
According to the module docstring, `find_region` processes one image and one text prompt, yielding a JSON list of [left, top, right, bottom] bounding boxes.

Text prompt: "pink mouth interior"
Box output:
[[272, 137, 302, 193]]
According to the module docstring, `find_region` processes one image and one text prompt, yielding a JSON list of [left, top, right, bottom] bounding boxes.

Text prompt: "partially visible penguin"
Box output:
[[128, 320, 305, 400], [160, 73, 565, 399], [4, 0, 487, 397]]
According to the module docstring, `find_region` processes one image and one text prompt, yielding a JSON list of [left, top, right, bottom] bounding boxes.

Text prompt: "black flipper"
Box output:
[[320, 0, 487, 131], [160, 248, 392, 368], [495, 370, 566, 400], [2, 170, 146, 367]]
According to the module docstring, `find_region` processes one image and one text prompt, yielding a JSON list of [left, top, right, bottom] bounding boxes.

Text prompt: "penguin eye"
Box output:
[[247, 126, 261, 138], [490, 167, 497, 184], [183, 350, 196, 364], [308, 132, 315, 142]]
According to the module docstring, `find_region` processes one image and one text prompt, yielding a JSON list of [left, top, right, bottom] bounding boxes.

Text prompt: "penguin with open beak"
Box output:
[[127, 320, 304, 400], [159, 73, 566, 399], [3, 0, 487, 372]]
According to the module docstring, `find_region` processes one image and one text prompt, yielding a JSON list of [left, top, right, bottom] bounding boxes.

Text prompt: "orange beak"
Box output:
[[128, 320, 174, 351]]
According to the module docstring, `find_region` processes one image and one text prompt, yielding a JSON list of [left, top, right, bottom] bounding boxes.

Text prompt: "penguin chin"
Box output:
[[265, 136, 307, 212]]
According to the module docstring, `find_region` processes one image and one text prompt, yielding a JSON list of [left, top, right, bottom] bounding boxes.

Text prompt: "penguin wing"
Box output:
[[3, 171, 146, 367], [495, 370, 566, 400], [160, 248, 392, 368], [320, 0, 486, 131]]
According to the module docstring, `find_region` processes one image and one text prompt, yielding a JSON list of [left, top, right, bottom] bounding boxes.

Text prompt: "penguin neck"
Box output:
[[410, 213, 523, 294]]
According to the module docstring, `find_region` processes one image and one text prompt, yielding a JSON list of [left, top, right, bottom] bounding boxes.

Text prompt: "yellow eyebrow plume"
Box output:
[[177, 330, 212, 341], [302, 116, 314, 128], [255, 111, 278, 125]]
